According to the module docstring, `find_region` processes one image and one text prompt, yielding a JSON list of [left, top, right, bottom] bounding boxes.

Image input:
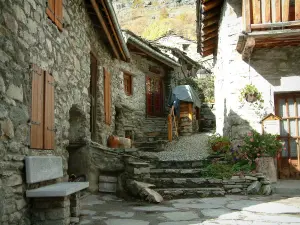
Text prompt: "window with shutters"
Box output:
[[30, 65, 55, 150], [123, 73, 132, 96], [46, 0, 63, 31], [104, 68, 111, 125]]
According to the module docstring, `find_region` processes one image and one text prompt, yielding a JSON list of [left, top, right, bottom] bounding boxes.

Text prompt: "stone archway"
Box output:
[[68, 105, 86, 146]]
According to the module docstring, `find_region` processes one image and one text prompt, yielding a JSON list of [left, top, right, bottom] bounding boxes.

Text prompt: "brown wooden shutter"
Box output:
[[30, 65, 45, 149], [46, 0, 55, 22], [104, 68, 111, 125], [44, 72, 55, 150], [55, 0, 63, 31]]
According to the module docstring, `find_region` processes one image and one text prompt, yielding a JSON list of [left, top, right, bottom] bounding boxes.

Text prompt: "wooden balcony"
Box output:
[[237, 0, 300, 60]]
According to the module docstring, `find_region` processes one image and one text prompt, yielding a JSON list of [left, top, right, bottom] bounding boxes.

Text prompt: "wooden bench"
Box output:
[[25, 156, 89, 225]]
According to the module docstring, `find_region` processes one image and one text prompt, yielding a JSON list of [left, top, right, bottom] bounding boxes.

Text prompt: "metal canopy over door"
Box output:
[[146, 76, 164, 116], [275, 92, 300, 179]]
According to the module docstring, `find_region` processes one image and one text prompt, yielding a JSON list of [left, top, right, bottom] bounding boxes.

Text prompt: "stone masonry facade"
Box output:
[[214, 0, 300, 142], [0, 0, 197, 224]]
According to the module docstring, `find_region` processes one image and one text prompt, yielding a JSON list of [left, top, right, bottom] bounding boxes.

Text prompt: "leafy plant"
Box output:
[[208, 134, 230, 153], [203, 163, 234, 179], [231, 160, 255, 173], [240, 130, 282, 163], [239, 84, 264, 104]]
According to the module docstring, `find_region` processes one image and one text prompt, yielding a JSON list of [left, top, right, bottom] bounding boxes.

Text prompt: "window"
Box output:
[[30, 65, 55, 150], [104, 68, 111, 125], [46, 0, 63, 31], [123, 73, 132, 96]]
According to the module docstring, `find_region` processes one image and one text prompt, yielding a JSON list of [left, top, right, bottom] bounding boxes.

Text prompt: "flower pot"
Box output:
[[245, 93, 257, 103], [212, 141, 230, 152]]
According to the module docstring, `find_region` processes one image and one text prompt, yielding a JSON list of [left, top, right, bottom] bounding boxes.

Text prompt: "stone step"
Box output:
[[138, 146, 165, 152], [134, 140, 168, 148], [272, 180, 300, 196], [153, 160, 209, 169], [145, 177, 223, 188], [154, 187, 225, 199], [150, 168, 206, 178]]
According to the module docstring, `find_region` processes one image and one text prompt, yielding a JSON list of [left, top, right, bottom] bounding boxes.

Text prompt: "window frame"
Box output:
[[123, 72, 133, 96]]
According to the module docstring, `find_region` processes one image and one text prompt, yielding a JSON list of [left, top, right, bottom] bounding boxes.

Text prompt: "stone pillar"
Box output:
[[70, 193, 80, 218], [31, 197, 70, 225]]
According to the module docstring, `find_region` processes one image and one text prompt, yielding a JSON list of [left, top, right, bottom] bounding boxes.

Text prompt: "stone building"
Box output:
[[0, 0, 197, 224], [197, 0, 300, 179]]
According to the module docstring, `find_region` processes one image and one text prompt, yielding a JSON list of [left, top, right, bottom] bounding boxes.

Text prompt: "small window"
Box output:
[[46, 0, 63, 31], [123, 73, 132, 96]]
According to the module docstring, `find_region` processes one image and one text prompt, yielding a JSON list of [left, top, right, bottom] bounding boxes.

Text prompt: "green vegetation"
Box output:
[[142, 19, 171, 40], [203, 163, 234, 179]]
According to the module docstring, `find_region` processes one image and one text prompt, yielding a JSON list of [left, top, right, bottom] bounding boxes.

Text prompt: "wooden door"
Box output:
[[146, 76, 164, 116], [275, 92, 300, 179]]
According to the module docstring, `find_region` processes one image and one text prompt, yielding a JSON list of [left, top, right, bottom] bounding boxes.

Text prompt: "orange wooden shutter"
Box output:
[[30, 65, 45, 149], [104, 68, 111, 125], [44, 72, 55, 150], [46, 0, 55, 22], [55, 0, 63, 31]]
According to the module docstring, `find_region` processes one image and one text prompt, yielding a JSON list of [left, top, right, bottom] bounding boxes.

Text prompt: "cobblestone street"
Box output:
[[79, 194, 300, 225]]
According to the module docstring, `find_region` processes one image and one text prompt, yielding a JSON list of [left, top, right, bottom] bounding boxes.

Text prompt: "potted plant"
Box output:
[[239, 84, 263, 103], [208, 134, 231, 153], [239, 130, 282, 182]]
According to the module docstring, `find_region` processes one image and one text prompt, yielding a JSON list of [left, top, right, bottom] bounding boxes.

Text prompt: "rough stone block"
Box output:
[[25, 156, 63, 184], [245, 176, 258, 181], [5, 174, 22, 187], [247, 181, 262, 194]]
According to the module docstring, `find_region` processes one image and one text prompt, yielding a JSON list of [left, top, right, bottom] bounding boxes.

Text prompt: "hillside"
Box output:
[[112, 0, 197, 41]]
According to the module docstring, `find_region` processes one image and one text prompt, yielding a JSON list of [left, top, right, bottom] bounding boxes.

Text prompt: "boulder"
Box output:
[[261, 184, 272, 196], [247, 181, 262, 194], [126, 180, 163, 203]]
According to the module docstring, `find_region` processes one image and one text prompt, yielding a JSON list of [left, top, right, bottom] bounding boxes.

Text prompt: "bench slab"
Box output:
[[26, 182, 89, 197]]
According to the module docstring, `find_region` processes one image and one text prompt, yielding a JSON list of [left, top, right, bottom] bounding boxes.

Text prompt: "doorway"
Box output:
[[146, 76, 164, 116], [275, 92, 300, 179]]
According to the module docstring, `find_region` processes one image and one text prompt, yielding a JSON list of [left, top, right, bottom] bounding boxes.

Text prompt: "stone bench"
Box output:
[[25, 156, 89, 225]]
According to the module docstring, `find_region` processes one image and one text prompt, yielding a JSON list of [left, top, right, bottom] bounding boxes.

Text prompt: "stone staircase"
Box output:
[[134, 116, 175, 152], [145, 160, 226, 199]]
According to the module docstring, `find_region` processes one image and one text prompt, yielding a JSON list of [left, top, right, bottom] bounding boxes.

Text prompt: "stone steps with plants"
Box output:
[[150, 168, 207, 178], [152, 160, 209, 169], [155, 187, 225, 199]]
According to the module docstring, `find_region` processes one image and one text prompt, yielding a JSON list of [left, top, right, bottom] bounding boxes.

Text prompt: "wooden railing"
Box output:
[[243, 0, 300, 32]]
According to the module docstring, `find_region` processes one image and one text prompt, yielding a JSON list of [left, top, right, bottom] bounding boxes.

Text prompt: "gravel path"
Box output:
[[141, 133, 211, 161]]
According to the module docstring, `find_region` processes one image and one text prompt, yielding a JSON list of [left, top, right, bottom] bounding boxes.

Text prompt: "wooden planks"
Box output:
[[243, 0, 251, 32], [252, 0, 262, 24], [261, 0, 271, 23], [281, 0, 290, 22], [30, 65, 44, 149], [44, 72, 55, 150], [296, 0, 300, 20], [271, 0, 281, 22]]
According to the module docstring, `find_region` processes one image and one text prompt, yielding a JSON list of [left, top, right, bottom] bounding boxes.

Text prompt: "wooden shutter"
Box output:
[[46, 0, 55, 22], [104, 68, 111, 125], [55, 0, 63, 31], [30, 65, 45, 149], [44, 72, 55, 150]]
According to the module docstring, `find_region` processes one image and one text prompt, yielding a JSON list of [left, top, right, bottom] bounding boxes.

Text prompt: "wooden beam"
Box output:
[[296, 0, 300, 20], [201, 8, 221, 21], [271, 0, 281, 22], [201, 48, 214, 57], [90, 0, 120, 60], [100, 0, 126, 61], [261, 0, 271, 23], [201, 44, 215, 52], [236, 35, 246, 53], [201, 0, 223, 12], [202, 24, 218, 35], [281, 0, 290, 22], [201, 16, 219, 27], [242, 37, 255, 61], [251, 20, 300, 29], [252, 0, 262, 24], [201, 31, 218, 41], [243, 0, 251, 32], [201, 38, 217, 47]]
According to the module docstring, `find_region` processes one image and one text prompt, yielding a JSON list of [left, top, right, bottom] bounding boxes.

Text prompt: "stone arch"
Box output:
[[68, 105, 87, 145]]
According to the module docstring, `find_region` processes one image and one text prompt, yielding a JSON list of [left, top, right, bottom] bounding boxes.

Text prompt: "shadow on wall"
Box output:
[[200, 102, 216, 132], [68, 105, 87, 145]]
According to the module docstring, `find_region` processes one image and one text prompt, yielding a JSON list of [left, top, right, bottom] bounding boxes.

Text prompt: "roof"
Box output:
[[122, 30, 181, 68], [196, 0, 224, 57], [86, 0, 130, 62]]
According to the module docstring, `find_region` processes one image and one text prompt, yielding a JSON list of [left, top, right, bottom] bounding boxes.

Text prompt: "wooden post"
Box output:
[[252, 0, 262, 24], [296, 0, 300, 20], [271, 0, 281, 22], [243, 0, 252, 32], [168, 114, 172, 142], [281, 0, 290, 22], [261, 0, 271, 23]]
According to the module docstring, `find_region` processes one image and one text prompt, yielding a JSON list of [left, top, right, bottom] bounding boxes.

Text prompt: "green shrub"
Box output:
[[142, 20, 171, 40], [203, 163, 234, 179]]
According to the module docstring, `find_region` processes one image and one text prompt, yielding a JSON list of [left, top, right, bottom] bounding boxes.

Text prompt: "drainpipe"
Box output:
[[103, 0, 131, 62]]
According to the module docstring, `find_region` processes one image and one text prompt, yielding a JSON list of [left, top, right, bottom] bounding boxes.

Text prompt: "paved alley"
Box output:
[[79, 194, 300, 225]]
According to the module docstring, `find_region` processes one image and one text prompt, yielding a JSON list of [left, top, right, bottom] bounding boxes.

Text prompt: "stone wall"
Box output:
[[214, 0, 300, 141], [0, 0, 129, 224]]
